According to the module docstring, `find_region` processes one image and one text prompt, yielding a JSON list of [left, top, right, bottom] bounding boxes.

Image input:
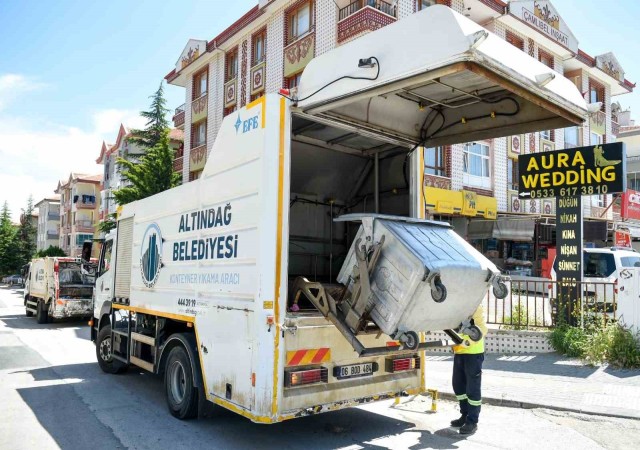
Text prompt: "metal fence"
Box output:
[[484, 279, 617, 329]]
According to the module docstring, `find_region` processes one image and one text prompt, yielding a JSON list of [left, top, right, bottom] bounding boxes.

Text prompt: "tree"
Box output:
[[17, 195, 37, 267], [34, 245, 67, 258], [114, 131, 181, 206], [127, 82, 170, 150], [0, 201, 19, 275]]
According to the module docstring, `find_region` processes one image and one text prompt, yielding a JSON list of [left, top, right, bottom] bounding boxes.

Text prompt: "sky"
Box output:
[[0, 0, 639, 221]]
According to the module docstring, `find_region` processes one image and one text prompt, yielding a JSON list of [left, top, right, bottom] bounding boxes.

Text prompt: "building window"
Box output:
[[424, 147, 445, 177], [189, 170, 203, 182], [507, 158, 518, 191], [463, 142, 491, 189], [628, 173, 640, 191], [506, 31, 524, 51], [250, 92, 265, 103], [286, 71, 303, 90], [253, 29, 266, 65], [226, 48, 239, 81], [590, 132, 603, 146], [538, 49, 554, 69], [192, 120, 207, 148], [193, 69, 208, 100], [564, 127, 580, 148], [76, 233, 93, 246], [288, 1, 313, 43], [417, 0, 437, 10], [540, 130, 551, 141], [589, 79, 605, 111]]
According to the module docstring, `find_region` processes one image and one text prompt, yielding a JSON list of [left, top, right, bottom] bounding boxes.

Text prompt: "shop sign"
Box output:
[[615, 230, 632, 248], [518, 143, 626, 199], [555, 196, 583, 309], [509, 1, 579, 53], [621, 190, 640, 220]]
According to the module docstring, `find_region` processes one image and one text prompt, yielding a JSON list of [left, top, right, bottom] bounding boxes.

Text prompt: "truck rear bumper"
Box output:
[[51, 299, 92, 319]]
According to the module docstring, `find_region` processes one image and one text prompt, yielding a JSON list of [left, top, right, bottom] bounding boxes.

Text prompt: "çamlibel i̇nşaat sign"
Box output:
[[518, 142, 626, 199]]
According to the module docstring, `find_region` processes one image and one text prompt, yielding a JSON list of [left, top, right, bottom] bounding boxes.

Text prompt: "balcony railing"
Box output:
[[339, 0, 396, 21], [75, 200, 96, 209], [173, 103, 186, 128], [47, 230, 60, 239], [47, 212, 60, 220], [173, 156, 184, 173], [75, 220, 94, 232], [612, 120, 620, 136]]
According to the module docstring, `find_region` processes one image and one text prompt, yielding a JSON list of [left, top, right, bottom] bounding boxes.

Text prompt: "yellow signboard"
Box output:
[[424, 187, 497, 218]]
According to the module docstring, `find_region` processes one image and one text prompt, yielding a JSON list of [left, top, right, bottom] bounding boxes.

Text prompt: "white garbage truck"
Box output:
[[24, 257, 95, 323], [89, 6, 586, 423]]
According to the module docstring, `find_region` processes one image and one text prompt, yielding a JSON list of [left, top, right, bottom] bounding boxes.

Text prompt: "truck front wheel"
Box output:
[[165, 345, 198, 420], [96, 325, 127, 374], [36, 300, 48, 324]]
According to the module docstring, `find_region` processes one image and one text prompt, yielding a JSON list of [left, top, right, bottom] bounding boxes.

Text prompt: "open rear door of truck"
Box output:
[[295, 5, 587, 148]]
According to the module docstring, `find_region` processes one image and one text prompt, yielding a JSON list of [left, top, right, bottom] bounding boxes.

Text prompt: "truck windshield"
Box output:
[[59, 262, 92, 285]]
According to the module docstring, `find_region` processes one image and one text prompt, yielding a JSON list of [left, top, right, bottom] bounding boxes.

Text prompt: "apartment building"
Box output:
[[96, 124, 184, 228], [165, 0, 634, 274], [34, 196, 61, 251], [55, 173, 102, 257]]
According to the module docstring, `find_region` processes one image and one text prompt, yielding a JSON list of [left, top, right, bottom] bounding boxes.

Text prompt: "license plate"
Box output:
[[334, 362, 376, 380]]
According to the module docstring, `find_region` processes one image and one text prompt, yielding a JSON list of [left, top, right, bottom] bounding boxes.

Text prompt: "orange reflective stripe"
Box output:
[[286, 348, 331, 366]]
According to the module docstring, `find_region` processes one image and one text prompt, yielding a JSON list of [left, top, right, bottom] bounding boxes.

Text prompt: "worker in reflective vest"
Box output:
[[450, 304, 487, 435]]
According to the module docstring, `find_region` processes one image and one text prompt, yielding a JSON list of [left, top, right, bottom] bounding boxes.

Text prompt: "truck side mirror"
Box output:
[[82, 241, 93, 263]]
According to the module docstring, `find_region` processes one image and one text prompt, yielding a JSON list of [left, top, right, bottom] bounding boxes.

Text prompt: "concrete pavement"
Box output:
[[2, 284, 640, 450], [424, 352, 640, 420]]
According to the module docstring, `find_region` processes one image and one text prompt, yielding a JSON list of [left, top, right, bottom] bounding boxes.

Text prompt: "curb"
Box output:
[[436, 391, 640, 421]]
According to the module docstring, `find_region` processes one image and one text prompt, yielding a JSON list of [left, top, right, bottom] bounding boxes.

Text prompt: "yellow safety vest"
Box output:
[[453, 305, 488, 355]]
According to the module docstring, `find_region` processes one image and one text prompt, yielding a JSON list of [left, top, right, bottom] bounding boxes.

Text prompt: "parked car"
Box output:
[[7, 274, 24, 287], [551, 247, 640, 309]]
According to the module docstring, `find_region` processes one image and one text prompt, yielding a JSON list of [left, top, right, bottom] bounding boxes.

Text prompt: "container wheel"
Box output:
[[402, 331, 419, 350], [493, 281, 508, 299], [431, 279, 447, 303], [165, 344, 199, 420], [467, 325, 482, 342]]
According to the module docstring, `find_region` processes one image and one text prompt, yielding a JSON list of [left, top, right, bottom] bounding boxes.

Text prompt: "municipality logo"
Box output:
[[234, 113, 260, 134], [140, 223, 163, 288]]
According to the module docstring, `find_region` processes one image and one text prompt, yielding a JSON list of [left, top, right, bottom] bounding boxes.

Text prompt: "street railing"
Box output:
[[484, 279, 617, 329]]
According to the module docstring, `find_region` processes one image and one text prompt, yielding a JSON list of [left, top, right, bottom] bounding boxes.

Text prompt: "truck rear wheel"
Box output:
[[36, 300, 48, 324], [96, 324, 127, 374], [165, 345, 198, 420]]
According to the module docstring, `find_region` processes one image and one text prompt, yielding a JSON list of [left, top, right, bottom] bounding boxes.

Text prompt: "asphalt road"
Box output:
[[1, 285, 639, 450]]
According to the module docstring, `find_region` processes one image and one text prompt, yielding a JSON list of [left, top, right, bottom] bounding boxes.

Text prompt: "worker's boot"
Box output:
[[450, 415, 466, 427], [459, 422, 477, 435]]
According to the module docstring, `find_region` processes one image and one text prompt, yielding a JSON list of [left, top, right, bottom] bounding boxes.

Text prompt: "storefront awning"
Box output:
[[468, 218, 536, 241]]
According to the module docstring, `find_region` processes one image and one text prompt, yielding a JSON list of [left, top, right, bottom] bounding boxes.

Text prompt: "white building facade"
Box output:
[[34, 197, 61, 251]]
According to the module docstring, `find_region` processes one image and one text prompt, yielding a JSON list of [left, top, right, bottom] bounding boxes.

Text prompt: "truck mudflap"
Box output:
[[50, 298, 92, 319]]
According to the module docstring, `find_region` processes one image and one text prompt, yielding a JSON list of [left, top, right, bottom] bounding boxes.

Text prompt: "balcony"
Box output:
[[75, 198, 96, 209], [173, 104, 185, 129], [192, 93, 208, 123], [224, 79, 237, 109], [612, 120, 620, 136], [173, 156, 184, 173], [589, 110, 606, 136], [190, 144, 207, 173], [75, 220, 94, 233], [47, 212, 60, 221], [47, 230, 60, 239], [337, 1, 397, 44]]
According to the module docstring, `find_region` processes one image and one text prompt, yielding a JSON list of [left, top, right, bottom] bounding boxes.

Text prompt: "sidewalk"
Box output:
[[424, 352, 640, 419]]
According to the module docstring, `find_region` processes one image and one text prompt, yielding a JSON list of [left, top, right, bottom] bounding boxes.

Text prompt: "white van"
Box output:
[[551, 247, 640, 306]]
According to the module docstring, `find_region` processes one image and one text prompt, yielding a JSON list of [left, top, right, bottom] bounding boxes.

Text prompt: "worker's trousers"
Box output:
[[452, 353, 484, 424]]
